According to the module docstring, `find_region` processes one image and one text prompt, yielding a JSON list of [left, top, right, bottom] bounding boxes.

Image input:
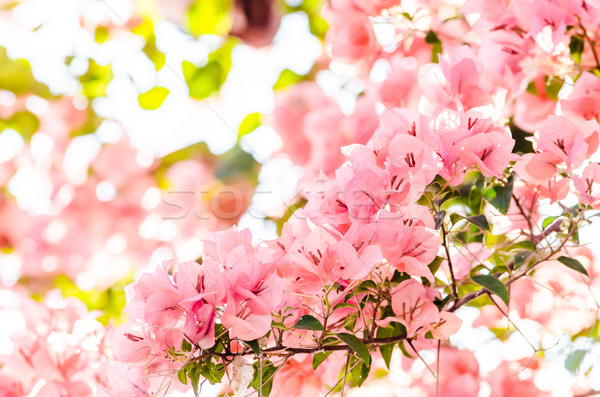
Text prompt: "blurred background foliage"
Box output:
[[0, 0, 327, 325]]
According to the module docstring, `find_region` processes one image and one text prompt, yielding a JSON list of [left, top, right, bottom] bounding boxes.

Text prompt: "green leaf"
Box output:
[[544, 76, 564, 100], [350, 359, 371, 387], [313, 351, 333, 370], [472, 275, 509, 305], [508, 241, 536, 251], [425, 30, 442, 62], [185, 0, 232, 36], [292, 314, 323, 331], [433, 294, 452, 311], [468, 186, 483, 214], [182, 38, 236, 99], [177, 368, 188, 385], [428, 256, 444, 276], [189, 364, 200, 395], [251, 360, 277, 397], [332, 302, 356, 312], [181, 339, 192, 352], [243, 339, 261, 355], [543, 216, 559, 230], [199, 362, 225, 385], [271, 321, 287, 330], [398, 340, 414, 359], [484, 175, 515, 215], [337, 333, 371, 365], [238, 112, 260, 141], [466, 214, 490, 231], [557, 256, 589, 276], [138, 87, 169, 110], [565, 349, 586, 373], [376, 327, 396, 369], [514, 250, 534, 269], [569, 34, 584, 64], [355, 280, 377, 293]]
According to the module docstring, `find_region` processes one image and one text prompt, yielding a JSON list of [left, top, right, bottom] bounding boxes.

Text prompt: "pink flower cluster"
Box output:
[[0, 292, 111, 397], [109, 228, 283, 395]]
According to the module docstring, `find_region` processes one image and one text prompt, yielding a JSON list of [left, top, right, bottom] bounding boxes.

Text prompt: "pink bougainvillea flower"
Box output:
[[378, 278, 440, 337], [573, 162, 600, 208]]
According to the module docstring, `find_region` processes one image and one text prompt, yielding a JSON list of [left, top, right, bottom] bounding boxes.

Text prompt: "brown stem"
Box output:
[[512, 193, 534, 240], [441, 224, 459, 300], [576, 15, 600, 70]]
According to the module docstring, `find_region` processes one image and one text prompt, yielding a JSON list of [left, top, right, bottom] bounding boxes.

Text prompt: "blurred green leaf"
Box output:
[[565, 349, 586, 373], [285, 0, 328, 40], [71, 106, 103, 137], [569, 34, 584, 64], [95, 26, 109, 44], [215, 144, 260, 183], [134, 19, 165, 71], [54, 274, 131, 325], [544, 76, 563, 100], [274, 68, 307, 90], [183, 38, 236, 99], [186, 0, 232, 37], [238, 112, 261, 141], [0, 47, 50, 97], [0, 111, 39, 141], [79, 59, 113, 98], [425, 30, 442, 62], [138, 86, 169, 110]]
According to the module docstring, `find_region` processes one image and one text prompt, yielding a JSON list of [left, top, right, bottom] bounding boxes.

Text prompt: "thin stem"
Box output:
[[441, 224, 459, 300], [341, 353, 350, 397], [576, 14, 600, 70]]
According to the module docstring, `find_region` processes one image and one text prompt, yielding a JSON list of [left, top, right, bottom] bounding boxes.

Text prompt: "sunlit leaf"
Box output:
[[182, 39, 236, 99], [273, 68, 307, 90], [0, 47, 50, 96], [138, 86, 169, 110], [95, 26, 109, 44], [186, 0, 232, 37], [238, 112, 261, 141], [79, 59, 113, 98]]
